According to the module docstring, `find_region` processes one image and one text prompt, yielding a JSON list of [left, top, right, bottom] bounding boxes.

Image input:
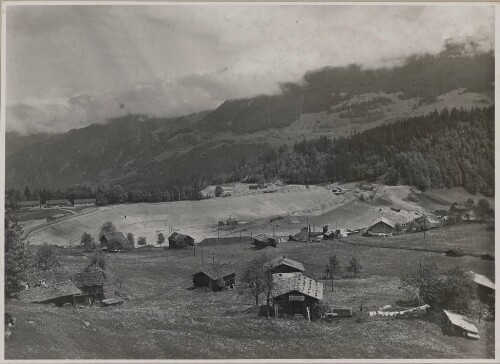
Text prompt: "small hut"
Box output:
[[168, 232, 195, 249], [252, 234, 279, 249], [469, 271, 495, 305], [443, 310, 480, 339], [265, 256, 305, 275], [193, 264, 236, 291], [100, 232, 128, 252], [366, 217, 395, 236]]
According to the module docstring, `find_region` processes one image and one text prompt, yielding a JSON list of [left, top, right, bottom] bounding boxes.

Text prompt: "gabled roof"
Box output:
[[272, 274, 323, 300], [469, 271, 495, 290], [194, 264, 235, 280], [20, 280, 81, 303], [168, 232, 194, 243], [26, 268, 71, 288], [101, 232, 127, 243], [72, 268, 105, 287], [265, 256, 305, 272], [253, 234, 275, 243], [368, 217, 395, 229], [443, 310, 479, 334]]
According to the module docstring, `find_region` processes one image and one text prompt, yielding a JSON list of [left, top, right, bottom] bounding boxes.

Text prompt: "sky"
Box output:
[[5, 4, 495, 135]]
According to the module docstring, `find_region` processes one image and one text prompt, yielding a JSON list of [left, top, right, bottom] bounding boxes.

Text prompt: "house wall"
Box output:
[[271, 265, 303, 274], [369, 222, 394, 234], [273, 291, 320, 320]]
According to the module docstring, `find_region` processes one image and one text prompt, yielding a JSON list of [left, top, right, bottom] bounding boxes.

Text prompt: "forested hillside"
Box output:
[[230, 107, 495, 196]]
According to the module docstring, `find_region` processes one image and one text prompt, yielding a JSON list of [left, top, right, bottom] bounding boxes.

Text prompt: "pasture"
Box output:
[[5, 222, 494, 360]]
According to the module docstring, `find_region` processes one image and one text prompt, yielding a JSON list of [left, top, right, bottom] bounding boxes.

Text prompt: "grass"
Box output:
[[13, 209, 72, 222], [5, 224, 494, 359]]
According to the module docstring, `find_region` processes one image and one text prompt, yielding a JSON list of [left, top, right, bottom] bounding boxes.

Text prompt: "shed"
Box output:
[[469, 271, 495, 305], [73, 198, 96, 206], [272, 274, 323, 320], [19, 280, 81, 307], [72, 268, 105, 302], [252, 234, 279, 249], [17, 200, 41, 209], [367, 217, 395, 236], [265, 256, 305, 274], [443, 310, 480, 339], [100, 232, 128, 252], [193, 264, 236, 291], [45, 199, 70, 207], [168, 232, 195, 249]]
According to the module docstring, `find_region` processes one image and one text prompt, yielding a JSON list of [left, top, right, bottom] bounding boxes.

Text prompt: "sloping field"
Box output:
[[25, 186, 337, 246]]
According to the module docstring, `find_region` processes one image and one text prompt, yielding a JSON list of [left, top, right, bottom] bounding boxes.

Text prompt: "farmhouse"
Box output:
[[45, 199, 70, 207], [252, 234, 279, 249], [17, 200, 41, 209], [443, 310, 480, 340], [469, 271, 495, 305], [72, 268, 105, 303], [100, 232, 128, 252], [168, 232, 195, 249], [192, 264, 236, 291], [412, 215, 441, 230], [265, 256, 305, 275], [73, 198, 96, 207], [272, 274, 323, 320], [367, 217, 395, 236], [47, 213, 66, 222]]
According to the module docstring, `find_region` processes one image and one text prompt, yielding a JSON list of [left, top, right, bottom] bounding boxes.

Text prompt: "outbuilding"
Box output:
[[192, 264, 236, 291], [45, 199, 70, 207], [17, 200, 41, 210], [469, 271, 495, 305], [73, 198, 96, 207], [19, 280, 82, 307], [443, 310, 480, 339], [100, 232, 128, 252], [168, 232, 195, 249], [252, 234, 279, 249], [265, 256, 305, 275], [72, 268, 105, 303], [272, 274, 323, 320]]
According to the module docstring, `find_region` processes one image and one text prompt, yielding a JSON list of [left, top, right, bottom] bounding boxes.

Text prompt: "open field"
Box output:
[[5, 221, 495, 359], [12, 208, 73, 222]]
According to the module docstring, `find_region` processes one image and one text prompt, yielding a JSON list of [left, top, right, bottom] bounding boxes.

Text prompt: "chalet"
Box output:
[[168, 232, 195, 249], [469, 271, 495, 305], [17, 200, 41, 210], [47, 213, 66, 222], [72, 268, 105, 303], [45, 199, 70, 207], [73, 198, 96, 207], [443, 310, 480, 339], [100, 232, 128, 252], [192, 264, 236, 291], [265, 256, 305, 275], [252, 234, 279, 249], [413, 215, 441, 230], [366, 217, 395, 236], [272, 274, 323, 320]]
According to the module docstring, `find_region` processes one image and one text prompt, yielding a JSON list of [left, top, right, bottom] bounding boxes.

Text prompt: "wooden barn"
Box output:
[[17, 200, 41, 210], [45, 199, 70, 207], [252, 234, 279, 249], [100, 232, 128, 252], [192, 264, 236, 292], [272, 274, 323, 320], [470, 271, 495, 305], [72, 268, 105, 303], [367, 217, 395, 236], [443, 310, 480, 339], [73, 198, 96, 207], [265, 256, 305, 275], [19, 280, 82, 307], [168, 232, 195, 249]]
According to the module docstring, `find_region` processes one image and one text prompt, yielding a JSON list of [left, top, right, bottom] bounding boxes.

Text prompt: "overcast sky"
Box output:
[[6, 4, 494, 135]]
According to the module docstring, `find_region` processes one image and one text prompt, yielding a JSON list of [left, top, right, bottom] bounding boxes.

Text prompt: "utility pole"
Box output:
[[202, 247, 204, 263]]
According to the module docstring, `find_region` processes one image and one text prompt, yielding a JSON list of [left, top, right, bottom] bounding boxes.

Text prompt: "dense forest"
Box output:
[[5, 106, 494, 208]]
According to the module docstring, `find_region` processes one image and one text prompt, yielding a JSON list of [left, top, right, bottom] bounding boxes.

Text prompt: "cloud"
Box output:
[[5, 4, 494, 134]]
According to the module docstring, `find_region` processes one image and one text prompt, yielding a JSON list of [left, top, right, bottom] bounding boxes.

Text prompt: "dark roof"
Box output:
[[265, 256, 305, 272], [194, 264, 235, 280], [72, 268, 105, 287], [17, 200, 41, 206], [45, 199, 70, 204], [74, 199, 96, 203], [101, 232, 127, 243], [272, 274, 323, 300], [20, 280, 81, 303], [26, 268, 71, 287], [168, 232, 194, 243]]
